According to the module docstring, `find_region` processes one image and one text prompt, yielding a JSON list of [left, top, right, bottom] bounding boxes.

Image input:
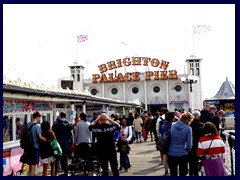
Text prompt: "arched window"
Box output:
[[190, 68, 194, 75], [196, 68, 200, 75], [77, 74, 80, 81], [72, 74, 75, 80]]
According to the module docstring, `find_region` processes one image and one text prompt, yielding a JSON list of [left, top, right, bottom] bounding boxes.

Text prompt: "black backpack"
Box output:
[[157, 124, 172, 154], [20, 123, 37, 149]]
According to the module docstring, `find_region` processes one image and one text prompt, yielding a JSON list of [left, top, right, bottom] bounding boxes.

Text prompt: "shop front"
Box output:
[[3, 99, 53, 176]]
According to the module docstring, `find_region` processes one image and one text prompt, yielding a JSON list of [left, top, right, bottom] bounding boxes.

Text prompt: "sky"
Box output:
[[3, 4, 235, 101]]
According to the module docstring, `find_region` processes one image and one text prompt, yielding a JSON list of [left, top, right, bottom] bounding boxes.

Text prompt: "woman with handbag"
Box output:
[[143, 112, 153, 142], [40, 121, 56, 176], [197, 122, 227, 176]]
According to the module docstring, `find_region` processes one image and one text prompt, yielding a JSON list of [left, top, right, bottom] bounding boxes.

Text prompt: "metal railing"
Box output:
[[221, 129, 235, 176]]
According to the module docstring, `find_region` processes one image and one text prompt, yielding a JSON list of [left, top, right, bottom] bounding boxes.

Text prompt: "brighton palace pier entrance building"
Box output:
[[58, 55, 203, 115]]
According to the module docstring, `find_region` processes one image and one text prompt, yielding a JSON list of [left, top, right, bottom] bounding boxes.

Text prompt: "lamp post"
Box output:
[[181, 75, 198, 92], [181, 75, 198, 110]]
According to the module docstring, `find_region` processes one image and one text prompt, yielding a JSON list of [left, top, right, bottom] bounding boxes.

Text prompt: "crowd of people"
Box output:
[[19, 104, 228, 176]]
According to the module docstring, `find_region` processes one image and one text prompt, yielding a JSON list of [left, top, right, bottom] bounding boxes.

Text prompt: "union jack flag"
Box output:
[[77, 35, 88, 43], [193, 25, 210, 34]]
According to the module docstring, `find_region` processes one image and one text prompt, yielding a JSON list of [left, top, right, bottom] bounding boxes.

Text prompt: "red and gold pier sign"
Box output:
[[92, 57, 178, 83]]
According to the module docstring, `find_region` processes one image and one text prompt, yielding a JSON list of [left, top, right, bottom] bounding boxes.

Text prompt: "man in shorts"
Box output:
[[25, 111, 47, 176]]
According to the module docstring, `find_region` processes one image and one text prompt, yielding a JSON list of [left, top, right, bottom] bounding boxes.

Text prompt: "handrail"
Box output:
[[221, 129, 235, 176]]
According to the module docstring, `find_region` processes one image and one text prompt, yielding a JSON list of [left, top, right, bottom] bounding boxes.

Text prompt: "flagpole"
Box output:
[[76, 35, 79, 63], [76, 35, 88, 64], [191, 25, 210, 56], [134, 54, 137, 72], [125, 56, 127, 74], [192, 26, 195, 56]]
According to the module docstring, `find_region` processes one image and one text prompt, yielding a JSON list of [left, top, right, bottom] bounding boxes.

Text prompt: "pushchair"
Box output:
[[68, 142, 102, 176]]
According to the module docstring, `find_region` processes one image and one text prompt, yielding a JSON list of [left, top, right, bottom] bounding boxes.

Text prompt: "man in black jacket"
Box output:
[[52, 112, 73, 176], [200, 104, 211, 123], [126, 112, 134, 126], [188, 110, 204, 176], [207, 106, 220, 131]]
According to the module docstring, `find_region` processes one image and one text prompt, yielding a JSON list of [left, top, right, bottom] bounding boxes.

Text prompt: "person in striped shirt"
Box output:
[[197, 122, 226, 176]]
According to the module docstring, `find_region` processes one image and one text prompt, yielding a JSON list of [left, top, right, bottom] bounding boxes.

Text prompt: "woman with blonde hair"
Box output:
[[167, 112, 194, 176]]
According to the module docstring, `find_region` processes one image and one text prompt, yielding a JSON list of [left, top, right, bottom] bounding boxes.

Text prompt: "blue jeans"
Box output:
[[135, 132, 142, 141], [120, 153, 129, 169]]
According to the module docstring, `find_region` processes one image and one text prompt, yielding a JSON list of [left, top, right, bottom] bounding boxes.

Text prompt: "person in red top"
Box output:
[[197, 122, 226, 176]]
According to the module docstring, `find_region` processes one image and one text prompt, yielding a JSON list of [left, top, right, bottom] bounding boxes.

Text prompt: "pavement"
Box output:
[[119, 140, 168, 176], [27, 139, 168, 176]]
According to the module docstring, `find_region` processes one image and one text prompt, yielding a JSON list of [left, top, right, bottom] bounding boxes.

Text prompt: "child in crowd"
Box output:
[[117, 134, 131, 172]]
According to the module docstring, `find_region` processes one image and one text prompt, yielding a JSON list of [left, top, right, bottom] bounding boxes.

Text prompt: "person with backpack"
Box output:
[[156, 108, 169, 136], [52, 112, 73, 176], [167, 112, 193, 176], [156, 108, 168, 165], [188, 110, 204, 176], [159, 112, 175, 175], [20, 111, 48, 176]]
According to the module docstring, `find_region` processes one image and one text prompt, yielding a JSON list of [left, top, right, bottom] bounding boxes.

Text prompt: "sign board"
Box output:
[[92, 57, 178, 83], [3, 100, 52, 113], [86, 105, 102, 111]]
